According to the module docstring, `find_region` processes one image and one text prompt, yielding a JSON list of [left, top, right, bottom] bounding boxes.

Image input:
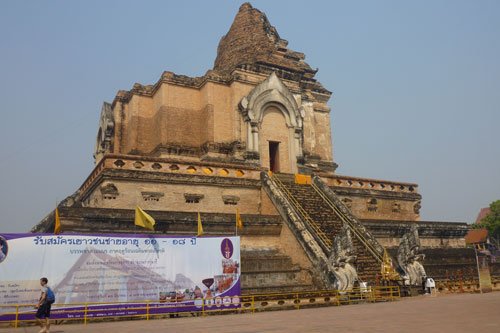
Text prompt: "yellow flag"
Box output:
[[135, 206, 155, 231], [197, 212, 204, 237], [236, 208, 242, 229], [54, 204, 61, 234]]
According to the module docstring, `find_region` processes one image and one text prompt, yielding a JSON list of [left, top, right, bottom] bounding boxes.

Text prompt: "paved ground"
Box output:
[[2, 292, 500, 333]]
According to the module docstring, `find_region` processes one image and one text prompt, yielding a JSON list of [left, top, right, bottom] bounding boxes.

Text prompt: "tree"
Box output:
[[473, 200, 500, 248]]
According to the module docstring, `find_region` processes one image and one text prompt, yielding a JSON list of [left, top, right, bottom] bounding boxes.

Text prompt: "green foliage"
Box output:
[[471, 222, 483, 230], [479, 200, 500, 239]]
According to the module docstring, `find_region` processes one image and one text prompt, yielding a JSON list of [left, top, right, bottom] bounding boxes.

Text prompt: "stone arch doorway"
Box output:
[[269, 141, 280, 172], [259, 105, 291, 173], [239, 73, 304, 174]]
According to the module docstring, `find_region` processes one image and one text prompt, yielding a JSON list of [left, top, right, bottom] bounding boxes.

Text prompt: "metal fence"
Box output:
[[0, 286, 400, 328]]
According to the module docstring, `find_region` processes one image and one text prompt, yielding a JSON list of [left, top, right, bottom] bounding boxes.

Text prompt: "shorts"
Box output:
[[35, 302, 51, 319]]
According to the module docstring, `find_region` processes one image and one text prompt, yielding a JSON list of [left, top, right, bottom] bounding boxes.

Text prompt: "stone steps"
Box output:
[[241, 248, 316, 295], [242, 255, 301, 272], [276, 180, 382, 285], [241, 270, 313, 288], [353, 237, 380, 284]]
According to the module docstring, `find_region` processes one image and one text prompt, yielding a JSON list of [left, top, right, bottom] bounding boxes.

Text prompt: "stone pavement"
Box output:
[[3, 292, 500, 333]]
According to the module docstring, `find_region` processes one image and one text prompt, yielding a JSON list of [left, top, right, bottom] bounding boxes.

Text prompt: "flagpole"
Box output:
[[54, 200, 61, 235]]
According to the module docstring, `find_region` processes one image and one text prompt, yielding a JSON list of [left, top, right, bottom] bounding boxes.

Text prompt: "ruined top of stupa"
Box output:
[[213, 2, 316, 77]]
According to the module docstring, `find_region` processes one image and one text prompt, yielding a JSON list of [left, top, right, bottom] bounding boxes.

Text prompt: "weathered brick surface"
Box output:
[[363, 219, 468, 248], [241, 248, 315, 294], [94, 2, 335, 174], [213, 3, 314, 76], [413, 248, 499, 281]]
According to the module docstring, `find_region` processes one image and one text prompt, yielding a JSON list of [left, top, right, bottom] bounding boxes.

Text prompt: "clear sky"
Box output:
[[0, 0, 498, 233]]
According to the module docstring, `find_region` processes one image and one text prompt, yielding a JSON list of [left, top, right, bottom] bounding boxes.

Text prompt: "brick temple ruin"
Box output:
[[32, 3, 497, 293]]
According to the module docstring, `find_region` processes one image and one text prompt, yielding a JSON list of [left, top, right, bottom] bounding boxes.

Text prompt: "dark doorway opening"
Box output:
[[269, 141, 280, 172]]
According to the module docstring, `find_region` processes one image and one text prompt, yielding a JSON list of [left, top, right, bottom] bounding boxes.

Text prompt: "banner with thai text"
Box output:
[[0, 234, 240, 321]]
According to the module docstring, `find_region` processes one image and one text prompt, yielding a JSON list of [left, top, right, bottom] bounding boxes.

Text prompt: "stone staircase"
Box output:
[[352, 237, 382, 284], [272, 173, 383, 285], [240, 248, 316, 295]]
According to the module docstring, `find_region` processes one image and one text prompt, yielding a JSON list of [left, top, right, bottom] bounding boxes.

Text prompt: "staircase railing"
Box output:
[[270, 173, 332, 249], [310, 181, 384, 264], [269, 172, 384, 264]]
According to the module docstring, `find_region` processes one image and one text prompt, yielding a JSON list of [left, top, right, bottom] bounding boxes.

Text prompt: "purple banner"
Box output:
[[0, 234, 241, 323]]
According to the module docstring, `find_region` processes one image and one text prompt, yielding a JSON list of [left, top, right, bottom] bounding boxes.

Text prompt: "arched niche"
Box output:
[[239, 72, 304, 173], [93, 102, 115, 163], [259, 105, 292, 172]]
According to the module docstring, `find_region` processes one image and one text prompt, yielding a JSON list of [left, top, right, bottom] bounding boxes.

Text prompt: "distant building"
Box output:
[[475, 208, 491, 223], [465, 229, 489, 249]]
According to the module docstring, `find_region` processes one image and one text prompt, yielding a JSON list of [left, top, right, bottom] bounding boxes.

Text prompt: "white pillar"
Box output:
[[252, 125, 259, 152], [295, 130, 302, 157], [246, 122, 253, 151], [288, 128, 297, 173]]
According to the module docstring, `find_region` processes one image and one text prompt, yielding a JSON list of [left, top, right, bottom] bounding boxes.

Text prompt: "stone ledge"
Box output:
[[34, 207, 282, 236], [80, 168, 262, 201], [83, 154, 264, 194], [332, 187, 422, 201], [362, 219, 469, 239]]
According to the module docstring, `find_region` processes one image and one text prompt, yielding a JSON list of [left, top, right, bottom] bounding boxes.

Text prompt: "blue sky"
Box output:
[[0, 0, 498, 232]]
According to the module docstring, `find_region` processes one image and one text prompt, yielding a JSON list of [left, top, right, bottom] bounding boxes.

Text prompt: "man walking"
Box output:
[[35, 277, 52, 333]]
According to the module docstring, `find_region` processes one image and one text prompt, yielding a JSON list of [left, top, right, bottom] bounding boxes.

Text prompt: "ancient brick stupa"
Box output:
[[33, 3, 471, 293]]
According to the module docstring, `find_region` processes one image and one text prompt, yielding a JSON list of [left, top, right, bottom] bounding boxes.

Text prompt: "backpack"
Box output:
[[46, 287, 55, 304]]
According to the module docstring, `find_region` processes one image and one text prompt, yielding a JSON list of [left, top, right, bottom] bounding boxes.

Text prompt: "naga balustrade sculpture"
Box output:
[[397, 224, 427, 286], [328, 223, 358, 291]]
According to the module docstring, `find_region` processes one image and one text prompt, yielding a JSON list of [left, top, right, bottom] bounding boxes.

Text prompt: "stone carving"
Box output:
[[229, 141, 246, 162], [133, 161, 144, 169], [184, 193, 204, 203], [150, 143, 201, 158], [397, 224, 427, 286], [413, 201, 422, 214], [100, 183, 119, 200], [142, 192, 164, 202], [392, 202, 401, 213], [342, 198, 353, 209], [367, 198, 378, 212], [328, 223, 358, 291], [94, 102, 115, 162], [60, 190, 81, 208], [222, 195, 240, 205], [197, 140, 248, 163]]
